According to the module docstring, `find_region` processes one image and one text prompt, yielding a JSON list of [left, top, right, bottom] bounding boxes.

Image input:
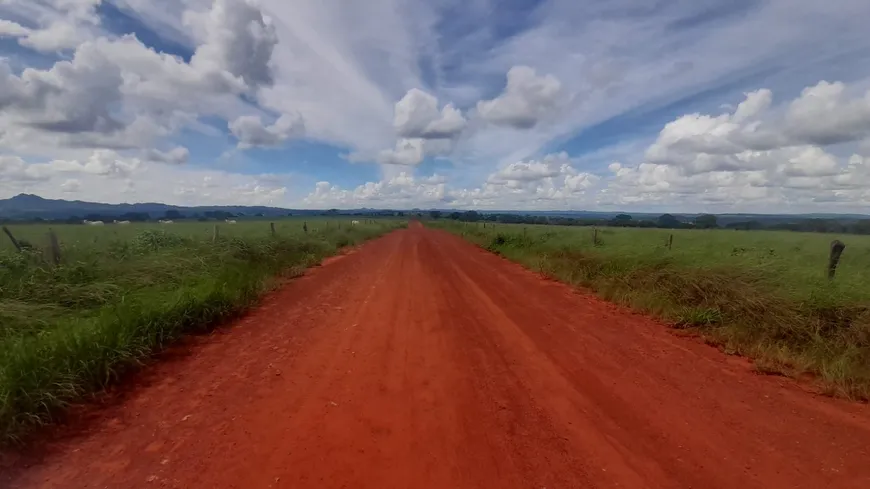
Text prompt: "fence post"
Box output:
[[593, 228, 599, 245], [213, 224, 220, 242], [303, 222, 308, 234], [828, 240, 846, 279], [270, 222, 276, 237], [2, 226, 22, 252], [47, 229, 61, 265], [668, 234, 674, 250]]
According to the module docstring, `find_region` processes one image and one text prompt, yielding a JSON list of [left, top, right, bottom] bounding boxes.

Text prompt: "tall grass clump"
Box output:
[[433, 221, 870, 399], [0, 219, 404, 442]]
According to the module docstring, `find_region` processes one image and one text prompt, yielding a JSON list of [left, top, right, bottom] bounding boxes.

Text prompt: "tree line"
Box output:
[[428, 210, 870, 235]]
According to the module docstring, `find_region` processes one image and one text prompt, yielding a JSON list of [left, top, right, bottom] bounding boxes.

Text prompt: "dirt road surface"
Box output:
[[3, 225, 870, 488]]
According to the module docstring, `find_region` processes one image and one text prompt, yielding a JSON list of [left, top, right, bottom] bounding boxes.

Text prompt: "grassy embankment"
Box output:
[[0, 219, 404, 442], [432, 221, 870, 399]]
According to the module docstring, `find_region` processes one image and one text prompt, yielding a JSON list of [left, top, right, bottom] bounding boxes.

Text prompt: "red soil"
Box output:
[[3, 225, 869, 488]]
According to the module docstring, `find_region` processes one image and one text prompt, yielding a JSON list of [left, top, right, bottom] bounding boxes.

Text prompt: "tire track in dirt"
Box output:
[[3, 225, 870, 488]]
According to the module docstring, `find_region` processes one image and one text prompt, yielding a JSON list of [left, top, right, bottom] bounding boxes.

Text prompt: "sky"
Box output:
[[2, 0, 870, 213]]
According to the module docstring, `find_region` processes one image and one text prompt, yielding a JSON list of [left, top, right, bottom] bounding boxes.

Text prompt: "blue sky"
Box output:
[[2, 0, 870, 212]]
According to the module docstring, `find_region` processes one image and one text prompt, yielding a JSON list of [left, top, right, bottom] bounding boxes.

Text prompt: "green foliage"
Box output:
[[435, 220, 870, 399], [0, 218, 404, 443]]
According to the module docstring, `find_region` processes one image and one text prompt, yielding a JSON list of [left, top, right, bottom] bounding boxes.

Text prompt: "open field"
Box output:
[[0, 218, 404, 442], [431, 220, 870, 397], [5, 225, 869, 489]]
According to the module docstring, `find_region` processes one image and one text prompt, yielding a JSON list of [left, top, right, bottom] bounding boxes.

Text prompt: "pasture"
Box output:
[[0, 218, 403, 442], [433, 221, 870, 398]]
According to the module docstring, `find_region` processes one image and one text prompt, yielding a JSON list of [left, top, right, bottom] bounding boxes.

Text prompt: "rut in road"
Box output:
[[3, 225, 870, 489]]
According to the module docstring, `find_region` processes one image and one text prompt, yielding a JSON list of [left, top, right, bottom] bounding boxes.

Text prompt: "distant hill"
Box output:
[[0, 194, 305, 220]]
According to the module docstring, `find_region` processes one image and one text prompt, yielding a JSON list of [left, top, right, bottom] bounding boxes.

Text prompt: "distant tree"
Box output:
[[164, 210, 183, 220], [429, 210, 442, 219], [449, 212, 461, 220], [461, 210, 481, 222], [396, 211, 405, 217], [657, 214, 681, 228], [611, 214, 633, 227], [694, 214, 719, 229]]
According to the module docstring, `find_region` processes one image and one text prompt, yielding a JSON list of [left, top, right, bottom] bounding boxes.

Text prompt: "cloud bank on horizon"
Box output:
[[2, 0, 870, 213]]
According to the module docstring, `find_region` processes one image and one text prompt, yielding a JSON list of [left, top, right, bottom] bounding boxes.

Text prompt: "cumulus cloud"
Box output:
[[394, 89, 466, 139], [305, 172, 451, 208], [604, 81, 870, 211], [229, 113, 305, 148], [784, 81, 870, 146], [0, 0, 286, 162], [0, 0, 101, 52], [477, 66, 563, 129], [646, 82, 870, 176], [184, 0, 278, 89], [376, 138, 425, 166]]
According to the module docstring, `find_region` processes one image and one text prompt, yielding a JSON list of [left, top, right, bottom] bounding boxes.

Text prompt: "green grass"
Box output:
[[433, 221, 870, 399], [0, 218, 404, 443]]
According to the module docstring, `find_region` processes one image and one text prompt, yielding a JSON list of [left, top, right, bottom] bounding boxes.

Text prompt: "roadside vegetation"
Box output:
[[0, 219, 403, 443], [432, 220, 870, 400]]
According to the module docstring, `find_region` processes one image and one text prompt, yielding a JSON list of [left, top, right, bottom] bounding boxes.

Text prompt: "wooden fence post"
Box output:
[[2, 226, 22, 252], [47, 229, 61, 265], [828, 240, 846, 279], [303, 222, 308, 234], [270, 222, 276, 237], [668, 234, 674, 250], [593, 228, 599, 245], [213, 224, 220, 242]]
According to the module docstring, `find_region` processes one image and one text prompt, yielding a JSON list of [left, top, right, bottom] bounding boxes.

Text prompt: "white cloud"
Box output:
[[646, 83, 870, 175], [0, 150, 290, 207], [394, 88, 466, 139], [229, 113, 304, 148], [784, 81, 870, 146], [0, 19, 30, 38], [0, 0, 101, 52], [477, 66, 563, 129], [145, 146, 190, 165], [0, 0, 285, 162], [60, 178, 82, 193], [602, 81, 870, 211], [376, 138, 425, 166], [304, 172, 451, 208], [184, 0, 278, 89]]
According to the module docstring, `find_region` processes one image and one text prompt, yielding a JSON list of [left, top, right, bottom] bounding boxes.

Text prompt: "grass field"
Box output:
[[0, 218, 403, 442], [432, 221, 870, 398]]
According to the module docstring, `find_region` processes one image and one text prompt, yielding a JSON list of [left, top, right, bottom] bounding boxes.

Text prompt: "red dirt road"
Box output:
[[3, 225, 870, 488]]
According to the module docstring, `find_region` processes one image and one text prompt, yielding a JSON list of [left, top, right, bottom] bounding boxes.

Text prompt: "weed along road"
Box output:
[[4, 225, 870, 489]]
